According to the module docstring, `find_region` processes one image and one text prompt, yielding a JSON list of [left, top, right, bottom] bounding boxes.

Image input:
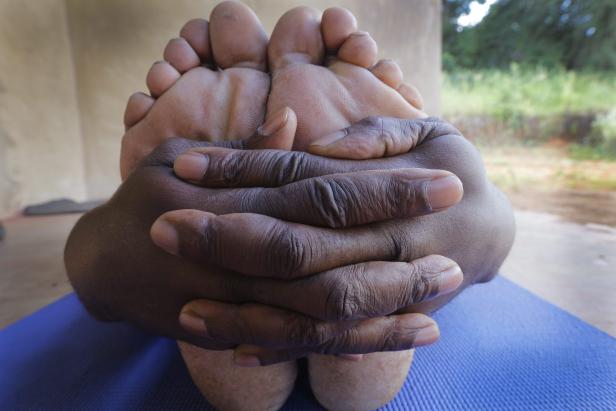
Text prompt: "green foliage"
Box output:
[[444, 0, 616, 71], [443, 67, 616, 118], [591, 108, 616, 155], [569, 144, 616, 161]]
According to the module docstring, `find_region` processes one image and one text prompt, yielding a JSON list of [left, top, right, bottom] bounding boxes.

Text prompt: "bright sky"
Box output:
[[457, 0, 498, 27]]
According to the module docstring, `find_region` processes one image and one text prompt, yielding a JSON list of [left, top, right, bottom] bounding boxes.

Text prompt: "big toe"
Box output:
[[321, 7, 357, 52], [209, 0, 268, 70], [268, 6, 324, 71]]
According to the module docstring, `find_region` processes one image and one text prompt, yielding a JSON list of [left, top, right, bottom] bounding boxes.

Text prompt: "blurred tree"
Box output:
[[442, 0, 486, 70], [443, 0, 616, 71]]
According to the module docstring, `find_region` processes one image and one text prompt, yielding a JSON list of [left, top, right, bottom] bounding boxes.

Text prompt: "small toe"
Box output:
[[123, 92, 155, 130], [268, 6, 324, 71], [146, 61, 180, 97], [370, 59, 403, 89], [180, 18, 211, 62], [338, 31, 378, 68], [163, 38, 201, 73], [321, 7, 357, 52], [209, 1, 268, 70], [250, 107, 297, 151], [397, 82, 424, 110]]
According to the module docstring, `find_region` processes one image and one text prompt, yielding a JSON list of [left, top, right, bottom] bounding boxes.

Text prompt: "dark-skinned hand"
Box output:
[[65, 117, 514, 366]]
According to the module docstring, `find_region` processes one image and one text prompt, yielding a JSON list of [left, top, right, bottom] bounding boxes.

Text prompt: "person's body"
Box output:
[[121, 3, 449, 409], [65, 3, 515, 411]]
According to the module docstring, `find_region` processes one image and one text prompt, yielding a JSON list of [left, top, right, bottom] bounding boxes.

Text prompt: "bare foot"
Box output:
[[121, 3, 298, 409], [178, 342, 296, 411], [266, 6, 426, 152], [124, 3, 427, 410], [265, 7, 423, 410], [120, 1, 271, 179]]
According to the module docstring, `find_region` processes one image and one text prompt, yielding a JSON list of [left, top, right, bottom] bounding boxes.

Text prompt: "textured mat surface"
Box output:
[[1, 276, 615, 410]]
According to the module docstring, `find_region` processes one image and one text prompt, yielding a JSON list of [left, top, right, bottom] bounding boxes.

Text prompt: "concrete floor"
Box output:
[[501, 210, 616, 336], [0, 214, 78, 328], [0, 211, 615, 337]]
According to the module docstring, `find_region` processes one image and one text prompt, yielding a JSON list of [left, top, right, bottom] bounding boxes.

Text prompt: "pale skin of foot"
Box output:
[[121, 2, 430, 410]]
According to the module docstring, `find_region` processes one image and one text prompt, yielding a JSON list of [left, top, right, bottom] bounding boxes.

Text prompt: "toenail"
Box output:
[[174, 151, 209, 181], [233, 353, 261, 368], [337, 354, 364, 361]]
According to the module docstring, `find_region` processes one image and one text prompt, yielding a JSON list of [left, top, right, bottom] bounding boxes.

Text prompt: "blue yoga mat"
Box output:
[[1, 276, 615, 410]]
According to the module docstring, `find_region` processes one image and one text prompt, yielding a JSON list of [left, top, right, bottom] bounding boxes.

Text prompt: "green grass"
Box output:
[[443, 66, 616, 118], [569, 144, 616, 161]]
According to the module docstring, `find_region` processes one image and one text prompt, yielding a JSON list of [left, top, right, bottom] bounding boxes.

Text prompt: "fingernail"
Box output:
[[174, 151, 208, 181], [337, 354, 364, 361], [234, 353, 261, 367], [400, 315, 440, 346], [413, 322, 440, 346], [179, 310, 208, 336], [404, 314, 435, 329], [150, 218, 179, 255], [425, 175, 463, 210], [438, 265, 464, 295], [257, 108, 288, 136], [309, 130, 347, 148]]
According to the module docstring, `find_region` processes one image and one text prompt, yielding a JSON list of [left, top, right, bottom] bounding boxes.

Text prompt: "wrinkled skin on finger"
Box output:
[[164, 117, 515, 310], [65, 117, 515, 356]]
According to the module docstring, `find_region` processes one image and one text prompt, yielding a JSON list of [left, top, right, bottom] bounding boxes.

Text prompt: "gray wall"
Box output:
[[0, 0, 441, 217]]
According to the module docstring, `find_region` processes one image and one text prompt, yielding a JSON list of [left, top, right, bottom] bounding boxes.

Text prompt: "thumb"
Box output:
[[245, 107, 297, 151]]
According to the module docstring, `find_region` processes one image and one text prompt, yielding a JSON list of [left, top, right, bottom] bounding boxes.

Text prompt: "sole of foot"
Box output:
[[265, 6, 426, 151], [120, 1, 271, 179]]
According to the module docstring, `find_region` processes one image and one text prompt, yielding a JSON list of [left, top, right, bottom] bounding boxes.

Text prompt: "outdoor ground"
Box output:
[[480, 143, 616, 226]]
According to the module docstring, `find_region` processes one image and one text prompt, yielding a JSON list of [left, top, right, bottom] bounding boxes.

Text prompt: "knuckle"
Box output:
[[218, 150, 244, 186], [405, 261, 437, 303], [360, 116, 383, 130], [377, 126, 398, 155], [378, 318, 405, 351], [309, 177, 351, 228], [234, 304, 260, 343], [318, 328, 360, 354], [273, 151, 310, 185], [325, 279, 361, 321], [283, 316, 329, 347], [421, 117, 462, 141], [389, 173, 422, 215], [398, 119, 421, 148], [323, 267, 367, 321], [266, 224, 309, 278], [195, 217, 217, 260]]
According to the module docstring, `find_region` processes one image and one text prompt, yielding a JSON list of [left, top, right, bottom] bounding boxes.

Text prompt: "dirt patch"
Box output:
[[481, 144, 616, 227], [505, 188, 616, 227]]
